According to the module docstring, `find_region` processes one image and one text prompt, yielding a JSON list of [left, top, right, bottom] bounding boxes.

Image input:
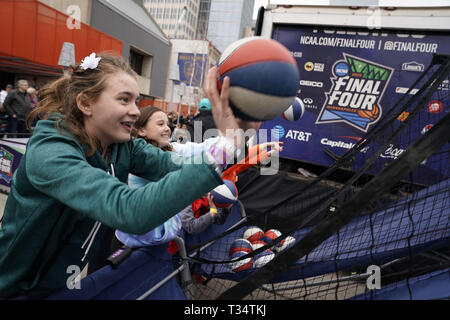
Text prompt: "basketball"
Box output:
[[210, 180, 238, 208], [282, 97, 305, 121], [276, 236, 296, 252], [243, 226, 264, 243], [229, 238, 253, 256], [253, 249, 275, 268], [216, 37, 300, 121], [263, 229, 282, 250], [251, 240, 267, 250], [228, 251, 253, 272], [357, 104, 380, 121], [421, 124, 434, 135]]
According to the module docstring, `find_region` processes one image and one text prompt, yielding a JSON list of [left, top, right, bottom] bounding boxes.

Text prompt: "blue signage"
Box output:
[[175, 52, 208, 87], [259, 25, 450, 184], [0, 144, 24, 188]]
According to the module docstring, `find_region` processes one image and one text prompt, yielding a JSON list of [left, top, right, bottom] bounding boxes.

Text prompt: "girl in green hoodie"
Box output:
[[0, 53, 251, 299]]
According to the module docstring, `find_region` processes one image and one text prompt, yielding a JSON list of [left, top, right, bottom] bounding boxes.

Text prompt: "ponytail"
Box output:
[[26, 53, 137, 156], [27, 73, 70, 129]]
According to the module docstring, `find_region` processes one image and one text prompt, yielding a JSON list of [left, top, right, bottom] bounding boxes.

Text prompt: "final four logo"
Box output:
[[316, 54, 394, 132]]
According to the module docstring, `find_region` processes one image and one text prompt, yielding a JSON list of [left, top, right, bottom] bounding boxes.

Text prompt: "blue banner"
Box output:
[[0, 143, 25, 188], [175, 52, 208, 87], [260, 25, 450, 183]]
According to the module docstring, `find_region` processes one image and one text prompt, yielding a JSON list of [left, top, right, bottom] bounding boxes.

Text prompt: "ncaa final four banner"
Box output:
[[260, 25, 450, 180]]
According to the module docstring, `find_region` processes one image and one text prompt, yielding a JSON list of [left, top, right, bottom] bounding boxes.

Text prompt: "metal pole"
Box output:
[[169, 6, 187, 113], [136, 265, 186, 300], [169, 80, 175, 113], [177, 94, 183, 125], [173, 6, 187, 39]]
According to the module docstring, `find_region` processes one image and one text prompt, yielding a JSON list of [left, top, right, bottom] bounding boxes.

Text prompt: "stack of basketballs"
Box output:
[[227, 226, 296, 272]]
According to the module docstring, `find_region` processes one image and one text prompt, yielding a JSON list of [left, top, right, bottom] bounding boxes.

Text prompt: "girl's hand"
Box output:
[[207, 192, 217, 210], [263, 141, 284, 157], [204, 67, 261, 147]]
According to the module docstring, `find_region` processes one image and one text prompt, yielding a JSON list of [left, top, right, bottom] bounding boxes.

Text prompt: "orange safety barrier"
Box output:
[[0, 0, 122, 70]]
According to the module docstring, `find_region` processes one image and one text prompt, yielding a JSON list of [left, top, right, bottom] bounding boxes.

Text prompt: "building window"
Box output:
[[129, 47, 153, 79], [130, 49, 144, 75]]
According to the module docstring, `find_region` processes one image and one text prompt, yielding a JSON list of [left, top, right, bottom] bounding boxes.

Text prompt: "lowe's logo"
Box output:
[[402, 61, 424, 72]]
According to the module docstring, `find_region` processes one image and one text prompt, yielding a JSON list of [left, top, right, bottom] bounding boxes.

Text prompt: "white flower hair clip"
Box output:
[[80, 52, 101, 70]]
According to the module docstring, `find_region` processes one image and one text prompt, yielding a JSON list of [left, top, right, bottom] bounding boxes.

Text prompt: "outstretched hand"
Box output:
[[204, 67, 261, 147], [206, 193, 217, 210]]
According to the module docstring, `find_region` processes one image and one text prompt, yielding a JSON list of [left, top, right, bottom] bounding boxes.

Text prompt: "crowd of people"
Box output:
[[0, 52, 272, 299], [0, 81, 40, 138], [167, 97, 217, 144], [0, 80, 216, 143]]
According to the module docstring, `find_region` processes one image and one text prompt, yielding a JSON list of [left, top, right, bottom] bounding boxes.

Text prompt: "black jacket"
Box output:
[[187, 110, 218, 142], [3, 90, 32, 120]]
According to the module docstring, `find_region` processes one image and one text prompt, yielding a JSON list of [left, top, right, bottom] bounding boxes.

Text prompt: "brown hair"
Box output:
[[131, 106, 173, 152], [27, 52, 137, 156]]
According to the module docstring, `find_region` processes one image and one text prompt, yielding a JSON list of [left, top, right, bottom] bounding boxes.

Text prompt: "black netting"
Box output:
[[181, 54, 450, 300]]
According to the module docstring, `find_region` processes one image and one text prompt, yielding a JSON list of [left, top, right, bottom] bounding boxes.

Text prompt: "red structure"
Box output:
[[0, 0, 122, 76]]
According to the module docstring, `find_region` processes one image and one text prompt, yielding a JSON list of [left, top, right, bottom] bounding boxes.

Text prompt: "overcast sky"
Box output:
[[252, 0, 450, 19], [253, 0, 269, 19]]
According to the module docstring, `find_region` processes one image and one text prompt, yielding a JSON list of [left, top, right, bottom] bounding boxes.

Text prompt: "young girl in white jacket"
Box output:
[[115, 106, 225, 247]]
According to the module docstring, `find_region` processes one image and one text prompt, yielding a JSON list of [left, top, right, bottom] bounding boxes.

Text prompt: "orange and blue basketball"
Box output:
[[250, 240, 267, 251], [282, 97, 305, 122], [276, 235, 296, 252], [229, 238, 253, 256], [228, 251, 253, 272], [243, 226, 264, 243], [263, 229, 282, 249], [253, 249, 275, 268], [210, 180, 238, 208], [217, 37, 300, 121]]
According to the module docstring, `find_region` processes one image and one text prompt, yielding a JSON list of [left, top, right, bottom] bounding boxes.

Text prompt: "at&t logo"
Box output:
[[271, 125, 285, 139]]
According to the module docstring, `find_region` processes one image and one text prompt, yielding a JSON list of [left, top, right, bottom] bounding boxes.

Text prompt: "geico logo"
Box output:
[[300, 80, 323, 87], [320, 138, 355, 149], [285, 130, 312, 142]]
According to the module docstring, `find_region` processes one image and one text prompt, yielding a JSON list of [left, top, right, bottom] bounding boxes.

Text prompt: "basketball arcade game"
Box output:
[[177, 4, 450, 300], [256, 5, 450, 186]]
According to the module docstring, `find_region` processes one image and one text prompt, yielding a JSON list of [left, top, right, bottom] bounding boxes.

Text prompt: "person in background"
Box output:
[[26, 87, 40, 129], [186, 111, 194, 124], [179, 191, 231, 235], [0, 84, 13, 109], [172, 122, 189, 143], [186, 98, 217, 143], [0, 84, 12, 137], [27, 87, 39, 109], [167, 111, 176, 133], [2, 80, 32, 138]]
